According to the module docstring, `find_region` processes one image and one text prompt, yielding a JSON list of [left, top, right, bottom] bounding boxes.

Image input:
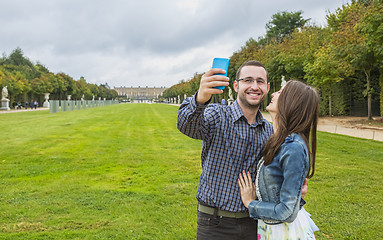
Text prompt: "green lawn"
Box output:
[[0, 104, 382, 239]]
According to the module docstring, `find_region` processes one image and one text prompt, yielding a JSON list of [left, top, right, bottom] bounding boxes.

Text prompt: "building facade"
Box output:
[[113, 86, 167, 103]]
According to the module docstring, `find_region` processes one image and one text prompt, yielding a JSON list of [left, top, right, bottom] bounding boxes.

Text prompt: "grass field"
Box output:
[[0, 104, 382, 239]]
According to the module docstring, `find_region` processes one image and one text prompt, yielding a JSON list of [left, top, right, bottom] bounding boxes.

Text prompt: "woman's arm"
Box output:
[[239, 142, 309, 223]]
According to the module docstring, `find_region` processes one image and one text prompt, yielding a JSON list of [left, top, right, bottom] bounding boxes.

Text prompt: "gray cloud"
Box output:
[[0, 0, 346, 88]]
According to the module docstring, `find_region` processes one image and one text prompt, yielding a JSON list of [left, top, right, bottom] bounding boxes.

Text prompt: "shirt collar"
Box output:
[[230, 100, 268, 127], [230, 100, 244, 122]]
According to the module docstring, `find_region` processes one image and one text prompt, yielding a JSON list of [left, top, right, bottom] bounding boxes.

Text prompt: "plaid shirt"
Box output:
[[177, 95, 273, 212]]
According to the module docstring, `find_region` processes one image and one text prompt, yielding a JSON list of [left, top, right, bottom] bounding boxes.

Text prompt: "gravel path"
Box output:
[[0, 108, 48, 114], [262, 112, 383, 142]]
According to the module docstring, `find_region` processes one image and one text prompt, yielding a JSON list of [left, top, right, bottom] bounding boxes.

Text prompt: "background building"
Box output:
[[113, 86, 167, 103]]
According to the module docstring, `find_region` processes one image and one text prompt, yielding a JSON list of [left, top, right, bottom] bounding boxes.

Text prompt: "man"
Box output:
[[177, 60, 273, 239]]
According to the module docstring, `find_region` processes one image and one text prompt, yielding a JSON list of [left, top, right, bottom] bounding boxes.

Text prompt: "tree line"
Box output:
[[162, 0, 383, 119], [0, 48, 118, 107]]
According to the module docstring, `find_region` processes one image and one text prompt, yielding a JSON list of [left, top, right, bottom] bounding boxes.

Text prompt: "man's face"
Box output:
[[234, 66, 270, 110]]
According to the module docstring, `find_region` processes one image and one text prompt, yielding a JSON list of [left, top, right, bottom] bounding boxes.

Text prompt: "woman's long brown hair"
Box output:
[[261, 80, 319, 178]]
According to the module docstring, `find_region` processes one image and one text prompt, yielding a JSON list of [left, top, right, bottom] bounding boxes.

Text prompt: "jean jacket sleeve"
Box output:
[[177, 93, 219, 141], [248, 141, 309, 223]]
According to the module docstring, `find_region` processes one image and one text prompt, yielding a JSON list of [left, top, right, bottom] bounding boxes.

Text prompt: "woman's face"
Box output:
[[266, 90, 281, 113]]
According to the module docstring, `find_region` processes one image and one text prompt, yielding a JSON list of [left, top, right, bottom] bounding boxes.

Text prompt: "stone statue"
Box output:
[[43, 93, 50, 108], [0, 86, 10, 110], [228, 87, 233, 100], [228, 87, 234, 105], [2, 86, 8, 100], [281, 75, 287, 88]]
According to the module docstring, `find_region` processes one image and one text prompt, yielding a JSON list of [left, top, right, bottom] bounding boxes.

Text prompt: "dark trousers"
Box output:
[[197, 211, 258, 240]]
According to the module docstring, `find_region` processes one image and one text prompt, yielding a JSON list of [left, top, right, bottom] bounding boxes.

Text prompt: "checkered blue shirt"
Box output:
[[177, 95, 273, 212]]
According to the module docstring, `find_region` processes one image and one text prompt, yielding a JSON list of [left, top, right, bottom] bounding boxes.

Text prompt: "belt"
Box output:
[[198, 204, 249, 219]]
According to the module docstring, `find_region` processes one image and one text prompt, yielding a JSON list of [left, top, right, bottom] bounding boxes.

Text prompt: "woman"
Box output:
[[238, 80, 319, 239]]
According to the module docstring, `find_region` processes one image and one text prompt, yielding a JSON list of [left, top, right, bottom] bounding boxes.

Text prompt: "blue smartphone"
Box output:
[[212, 58, 229, 90]]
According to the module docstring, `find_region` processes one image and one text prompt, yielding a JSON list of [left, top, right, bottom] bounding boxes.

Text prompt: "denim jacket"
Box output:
[[248, 133, 309, 224]]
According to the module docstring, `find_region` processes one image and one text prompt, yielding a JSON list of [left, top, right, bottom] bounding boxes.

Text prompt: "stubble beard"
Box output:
[[238, 91, 266, 111]]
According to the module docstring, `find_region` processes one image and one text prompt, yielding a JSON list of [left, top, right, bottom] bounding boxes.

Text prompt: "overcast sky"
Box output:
[[0, 0, 347, 88]]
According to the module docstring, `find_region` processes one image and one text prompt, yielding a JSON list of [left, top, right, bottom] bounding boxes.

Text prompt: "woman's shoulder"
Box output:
[[284, 133, 306, 145], [281, 133, 308, 155]]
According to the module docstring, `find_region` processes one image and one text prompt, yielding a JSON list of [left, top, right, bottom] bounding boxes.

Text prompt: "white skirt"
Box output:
[[257, 208, 319, 240]]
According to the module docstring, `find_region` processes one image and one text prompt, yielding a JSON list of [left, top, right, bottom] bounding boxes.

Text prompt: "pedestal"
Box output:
[[43, 100, 50, 108], [0, 99, 10, 111], [43, 93, 50, 108]]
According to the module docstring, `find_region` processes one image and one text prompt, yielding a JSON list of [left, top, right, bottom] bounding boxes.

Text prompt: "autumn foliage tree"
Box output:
[[328, 2, 378, 119]]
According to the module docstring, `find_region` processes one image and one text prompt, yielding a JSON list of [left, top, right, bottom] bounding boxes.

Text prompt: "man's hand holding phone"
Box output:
[[196, 58, 230, 105]]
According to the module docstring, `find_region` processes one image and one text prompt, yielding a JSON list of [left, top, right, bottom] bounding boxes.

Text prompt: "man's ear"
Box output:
[[233, 80, 238, 93]]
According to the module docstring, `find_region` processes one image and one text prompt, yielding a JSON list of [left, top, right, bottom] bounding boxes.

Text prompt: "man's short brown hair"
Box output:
[[235, 60, 269, 82]]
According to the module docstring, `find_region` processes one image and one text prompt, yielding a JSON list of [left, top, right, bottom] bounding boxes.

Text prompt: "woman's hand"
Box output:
[[238, 170, 256, 208], [301, 178, 308, 199]]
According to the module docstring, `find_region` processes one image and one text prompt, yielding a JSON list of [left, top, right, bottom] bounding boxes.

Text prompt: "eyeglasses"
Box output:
[[236, 77, 267, 85]]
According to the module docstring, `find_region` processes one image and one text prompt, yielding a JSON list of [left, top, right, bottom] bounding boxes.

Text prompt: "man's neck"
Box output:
[[237, 100, 259, 125]]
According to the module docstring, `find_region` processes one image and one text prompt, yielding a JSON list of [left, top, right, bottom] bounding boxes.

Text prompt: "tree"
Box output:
[[75, 76, 92, 99], [88, 83, 101, 99], [260, 40, 285, 93], [0, 67, 5, 85], [2, 47, 39, 80], [55, 73, 79, 99], [0, 47, 118, 102], [263, 11, 310, 44], [357, 0, 383, 116], [1, 72, 29, 105], [304, 44, 352, 116], [35, 63, 50, 74], [31, 74, 54, 97], [98, 84, 118, 99], [331, 2, 377, 119], [277, 26, 327, 81]]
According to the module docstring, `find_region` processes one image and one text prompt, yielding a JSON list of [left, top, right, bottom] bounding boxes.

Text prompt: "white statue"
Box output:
[[281, 76, 287, 88], [1, 86, 10, 110], [228, 87, 233, 100], [228, 87, 234, 105], [43, 93, 50, 108], [2, 86, 8, 100]]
